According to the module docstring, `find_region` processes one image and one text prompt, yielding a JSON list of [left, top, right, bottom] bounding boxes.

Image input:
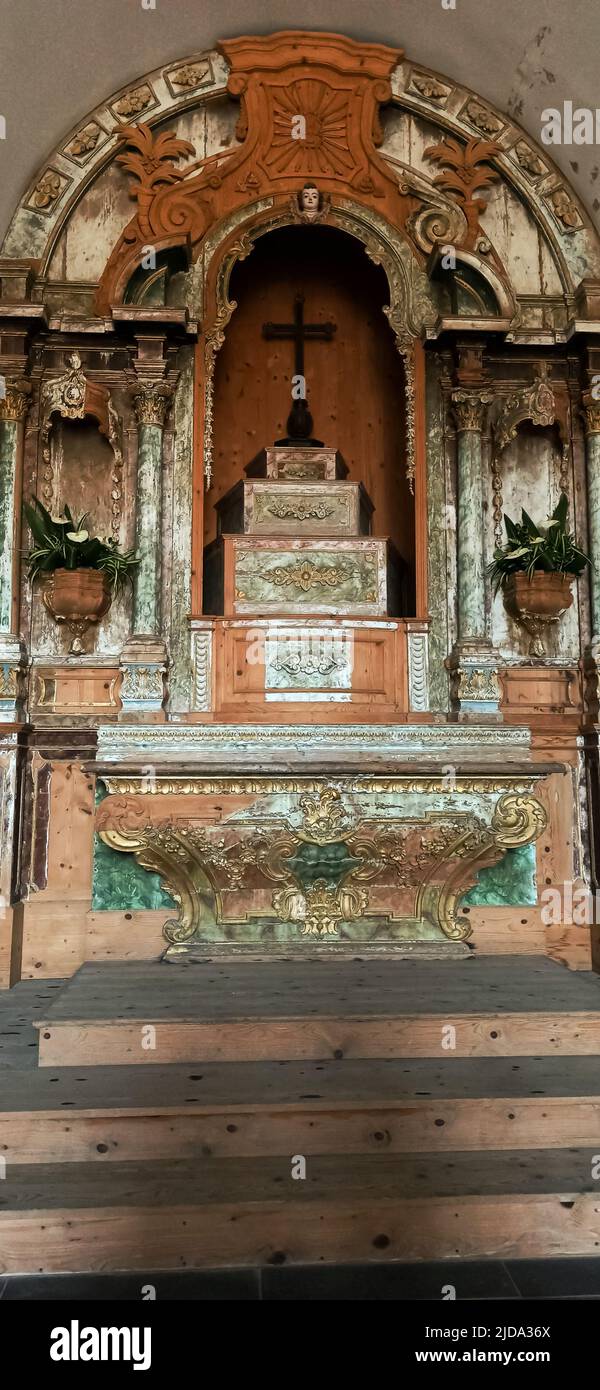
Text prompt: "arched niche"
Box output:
[[39, 352, 124, 544], [195, 197, 434, 617], [209, 222, 413, 577]]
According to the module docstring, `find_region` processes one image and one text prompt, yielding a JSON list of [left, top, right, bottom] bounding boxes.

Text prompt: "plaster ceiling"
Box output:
[[1, 0, 599, 242]]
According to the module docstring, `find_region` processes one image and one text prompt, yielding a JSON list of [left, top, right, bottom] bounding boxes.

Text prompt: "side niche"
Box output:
[[30, 352, 132, 658], [488, 364, 579, 661]]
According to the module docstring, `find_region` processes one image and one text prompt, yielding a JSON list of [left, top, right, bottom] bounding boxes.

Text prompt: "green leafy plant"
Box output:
[[23, 496, 139, 593], [488, 492, 590, 596]]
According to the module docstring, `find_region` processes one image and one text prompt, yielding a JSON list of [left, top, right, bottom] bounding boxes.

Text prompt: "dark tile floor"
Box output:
[[1, 1257, 600, 1301]]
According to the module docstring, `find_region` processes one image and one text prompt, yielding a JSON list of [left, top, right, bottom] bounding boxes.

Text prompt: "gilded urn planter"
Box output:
[[503, 571, 573, 657], [43, 567, 111, 655]]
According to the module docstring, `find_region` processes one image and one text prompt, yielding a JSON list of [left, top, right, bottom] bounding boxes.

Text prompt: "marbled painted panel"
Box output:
[[0, 421, 18, 632], [462, 844, 537, 908], [231, 538, 389, 617], [92, 833, 174, 911], [425, 354, 451, 711], [166, 346, 194, 713]]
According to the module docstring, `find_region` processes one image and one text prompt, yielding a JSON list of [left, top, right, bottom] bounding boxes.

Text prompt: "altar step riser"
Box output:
[[2, 1170, 600, 1273], [3, 1199, 600, 1272], [36, 1013, 600, 1067], [4, 1097, 600, 1165]]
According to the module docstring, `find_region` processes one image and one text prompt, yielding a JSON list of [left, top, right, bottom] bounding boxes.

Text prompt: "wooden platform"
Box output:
[[1, 956, 600, 1275], [35, 957, 600, 1064]]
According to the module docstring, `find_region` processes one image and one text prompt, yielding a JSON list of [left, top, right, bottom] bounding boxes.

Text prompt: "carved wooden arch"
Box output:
[[3, 29, 598, 314], [190, 196, 433, 617]]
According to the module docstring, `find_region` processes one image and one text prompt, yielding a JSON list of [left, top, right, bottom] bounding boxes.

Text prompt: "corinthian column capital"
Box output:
[[0, 378, 32, 422], [132, 380, 174, 428], [451, 388, 494, 433], [581, 389, 600, 436]]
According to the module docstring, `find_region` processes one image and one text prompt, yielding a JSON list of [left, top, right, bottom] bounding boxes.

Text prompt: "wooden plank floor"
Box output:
[[4, 1055, 600, 1110], [35, 956, 600, 1021], [2, 1057, 600, 1163], [2, 958, 600, 1273], [2, 1149, 599, 1206], [1, 1151, 600, 1271]]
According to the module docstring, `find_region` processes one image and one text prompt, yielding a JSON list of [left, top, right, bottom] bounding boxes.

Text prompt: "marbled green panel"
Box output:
[[461, 844, 536, 908], [586, 431, 600, 640], [0, 420, 18, 631], [133, 423, 163, 634], [92, 832, 175, 911], [457, 429, 486, 641], [425, 355, 451, 712], [167, 347, 194, 712]]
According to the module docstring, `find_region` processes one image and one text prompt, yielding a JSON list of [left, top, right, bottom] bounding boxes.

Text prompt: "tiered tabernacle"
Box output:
[[203, 445, 407, 617]]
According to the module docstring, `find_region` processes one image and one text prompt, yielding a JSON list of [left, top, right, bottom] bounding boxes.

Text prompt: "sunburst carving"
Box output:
[[264, 81, 354, 178]]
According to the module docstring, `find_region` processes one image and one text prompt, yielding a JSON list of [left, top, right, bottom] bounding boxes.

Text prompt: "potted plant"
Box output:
[[488, 492, 590, 656], [24, 496, 139, 654]]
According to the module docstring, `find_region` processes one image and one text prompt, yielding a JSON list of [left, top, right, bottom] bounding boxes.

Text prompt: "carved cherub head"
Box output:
[[301, 184, 320, 214], [292, 184, 329, 224]]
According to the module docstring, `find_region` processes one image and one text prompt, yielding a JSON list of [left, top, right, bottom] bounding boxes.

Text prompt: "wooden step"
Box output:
[[3, 1058, 600, 1163], [1, 1150, 599, 1272], [34, 957, 600, 1064]]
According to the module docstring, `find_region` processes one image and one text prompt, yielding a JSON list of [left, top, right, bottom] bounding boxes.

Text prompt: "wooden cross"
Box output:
[[262, 292, 336, 392]]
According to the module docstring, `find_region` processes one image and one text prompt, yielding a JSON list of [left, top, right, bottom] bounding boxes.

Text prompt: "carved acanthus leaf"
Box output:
[[424, 135, 501, 236]]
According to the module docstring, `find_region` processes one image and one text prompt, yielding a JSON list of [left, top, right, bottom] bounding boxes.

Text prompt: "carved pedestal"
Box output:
[[95, 768, 548, 959], [245, 446, 348, 481], [216, 479, 373, 538], [220, 535, 403, 618]]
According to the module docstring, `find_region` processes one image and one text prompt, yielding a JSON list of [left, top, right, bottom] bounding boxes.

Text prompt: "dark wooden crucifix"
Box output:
[[262, 292, 336, 445]]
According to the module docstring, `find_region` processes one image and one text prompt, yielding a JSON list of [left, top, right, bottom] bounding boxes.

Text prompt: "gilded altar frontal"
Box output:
[[4, 0, 600, 1308]]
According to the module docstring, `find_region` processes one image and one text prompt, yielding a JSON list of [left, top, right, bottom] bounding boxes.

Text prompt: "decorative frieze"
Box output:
[[408, 71, 452, 104], [26, 167, 70, 214], [96, 721, 531, 765], [165, 57, 214, 95], [190, 625, 213, 712], [511, 141, 548, 181], [407, 629, 429, 712], [461, 98, 505, 137], [63, 122, 106, 163], [112, 85, 157, 121]]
